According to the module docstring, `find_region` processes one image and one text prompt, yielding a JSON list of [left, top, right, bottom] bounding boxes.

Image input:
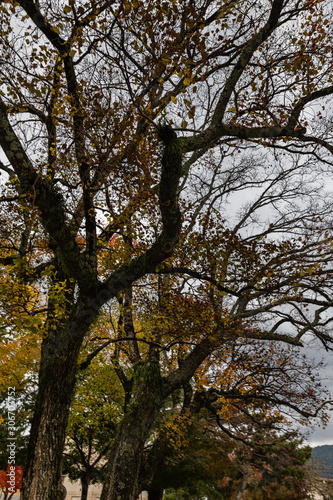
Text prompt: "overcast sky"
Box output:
[[306, 348, 333, 448]]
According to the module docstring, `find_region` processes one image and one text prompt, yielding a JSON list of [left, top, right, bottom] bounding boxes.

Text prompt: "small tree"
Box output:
[[63, 353, 124, 500]]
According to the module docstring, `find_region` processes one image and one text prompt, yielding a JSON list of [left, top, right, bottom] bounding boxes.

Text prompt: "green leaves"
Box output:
[[0, 0, 333, 496]]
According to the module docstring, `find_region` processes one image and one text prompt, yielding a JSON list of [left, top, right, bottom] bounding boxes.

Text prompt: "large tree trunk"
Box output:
[[101, 340, 213, 500], [20, 329, 84, 500], [100, 360, 163, 500]]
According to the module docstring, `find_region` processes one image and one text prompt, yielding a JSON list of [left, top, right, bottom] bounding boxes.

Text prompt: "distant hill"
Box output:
[[311, 445, 333, 478]]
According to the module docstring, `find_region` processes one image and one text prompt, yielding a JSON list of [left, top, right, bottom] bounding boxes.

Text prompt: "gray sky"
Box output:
[[307, 350, 333, 448]]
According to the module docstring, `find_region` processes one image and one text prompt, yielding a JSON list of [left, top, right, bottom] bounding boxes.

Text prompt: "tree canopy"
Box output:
[[0, 0, 333, 499]]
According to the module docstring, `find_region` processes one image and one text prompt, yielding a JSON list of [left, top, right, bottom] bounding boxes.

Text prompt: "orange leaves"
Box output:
[[201, 337, 330, 435], [0, 464, 23, 497]]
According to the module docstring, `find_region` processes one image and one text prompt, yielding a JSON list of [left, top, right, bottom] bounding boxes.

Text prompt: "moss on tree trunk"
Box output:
[[101, 361, 163, 500]]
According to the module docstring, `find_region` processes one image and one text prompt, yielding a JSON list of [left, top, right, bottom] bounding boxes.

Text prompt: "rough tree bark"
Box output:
[[101, 339, 213, 500], [0, 1, 331, 499], [17, 123, 182, 499], [100, 360, 164, 500], [21, 320, 88, 499]]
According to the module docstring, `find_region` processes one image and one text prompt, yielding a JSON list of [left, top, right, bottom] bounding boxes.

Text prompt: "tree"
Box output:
[[140, 339, 327, 499], [63, 312, 328, 499], [62, 353, 124, 500], [244, 442, 312, 500], [0, 0, 333, 499], [146, 409, 236, 499], [146, 413, 313, 500]]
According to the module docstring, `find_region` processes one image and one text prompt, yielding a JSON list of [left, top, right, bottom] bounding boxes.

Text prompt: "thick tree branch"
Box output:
[[211, 0, 284, 127], [0, 97, 95, 290], [17, 1, 70, 53], [92, 125, 183, 303], [287, 85, 333, 129], [18, 0, 98, 273], [163, 337, 213, 396]]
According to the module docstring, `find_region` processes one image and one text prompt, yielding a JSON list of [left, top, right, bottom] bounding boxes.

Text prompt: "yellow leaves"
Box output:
[[68, 350, 124, 437], [186, 107, 195, 121], [162, 414, 191, 463], [124, 2, 131, 13], [0, 332, 40, 394], [162, 57, 171, 66]]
